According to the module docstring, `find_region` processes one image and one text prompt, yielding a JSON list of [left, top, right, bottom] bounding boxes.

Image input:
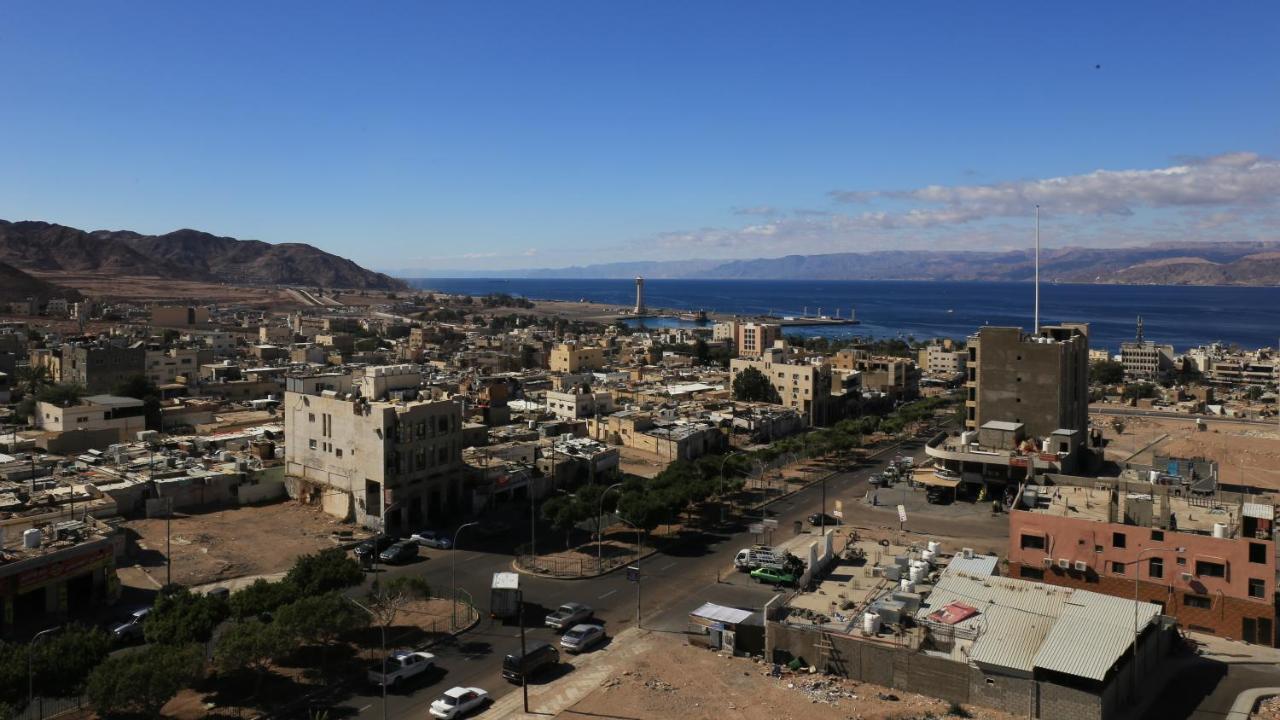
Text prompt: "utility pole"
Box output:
[[517, 589, 529, 713], [348, 599, 386, 720]]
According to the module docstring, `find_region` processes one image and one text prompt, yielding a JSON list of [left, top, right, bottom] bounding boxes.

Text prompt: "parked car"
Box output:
[[429, 687, 489, 719], [750, 566, 797, 586], [379, 539, 419, 564], [411, 529, 453, 549], [560, 623, 606, 654], [501, 641, 559, 683], [354, 536, 396, 563], [367, 650, 435, 688], [807, 512, 840, 527], [544, 602, 593, 632], [111, 607, 151, 642]]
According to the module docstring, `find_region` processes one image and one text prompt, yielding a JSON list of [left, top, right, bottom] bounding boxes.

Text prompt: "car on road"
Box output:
[[367, 649, 435, 688], [111, 607, 151, 643], [411, 529, 453, 549], [544, 602, 593, 632], [379, 539, 419, 564], [502, 641, 560, 683], [807, 512, 840, 526], [750, 566, 798, 586], [429, 686, 489, 719], [354, 536, 396, 564], [560, 623, 606, 654]]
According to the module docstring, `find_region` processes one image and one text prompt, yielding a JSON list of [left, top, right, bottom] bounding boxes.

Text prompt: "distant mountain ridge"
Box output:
[[424, 242, 1280, 285], [0, 261, 82, 302], [0, 220, 404, 290]]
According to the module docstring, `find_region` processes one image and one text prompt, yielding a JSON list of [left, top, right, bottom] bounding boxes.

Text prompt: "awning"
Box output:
[[690, 602, 754, 625], [918, 474, 961, 488]]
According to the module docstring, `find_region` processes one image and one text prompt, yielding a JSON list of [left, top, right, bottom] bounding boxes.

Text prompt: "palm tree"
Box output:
[[15, 364, 52, 398]]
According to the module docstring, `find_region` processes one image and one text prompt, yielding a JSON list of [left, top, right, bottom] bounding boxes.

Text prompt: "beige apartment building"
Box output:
[[549, 343, 607, 373], [36, 395, 146, 441], [151, 306, 210, 328], [965, 324, 1090, 441], [730, 345, 832, 425], [1120, 340, 1175, 381], [735, 322, 781, 358], [283, 369, 463, 531], [918, 342, 968, 376], [145, 348, 203, 386], [833, 349, 920, 400]]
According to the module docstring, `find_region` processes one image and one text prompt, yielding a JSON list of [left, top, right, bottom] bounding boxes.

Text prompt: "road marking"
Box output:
[[358, 705, 371, 712], [597, 589, 617, 600], [660, 562, 675, 571]]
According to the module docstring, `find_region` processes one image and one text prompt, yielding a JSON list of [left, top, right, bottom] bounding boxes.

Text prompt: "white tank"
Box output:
[[899, 578, 915, 593], [927, 540, 941, 554], [23, 528, 41, 549], [1041, 438, 1052, 453], [909, 564, 926, 583], [922, 548, 937, 565], [863, 612, 881, 634], [1213, 523, 1228, 539]]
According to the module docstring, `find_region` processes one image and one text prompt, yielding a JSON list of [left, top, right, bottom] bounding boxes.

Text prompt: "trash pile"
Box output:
[[785, 676, 860, 705], [1254, 695, 1280, 720]]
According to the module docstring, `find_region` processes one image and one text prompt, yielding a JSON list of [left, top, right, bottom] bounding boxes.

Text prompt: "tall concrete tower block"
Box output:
[[634, 276, 646, 315]]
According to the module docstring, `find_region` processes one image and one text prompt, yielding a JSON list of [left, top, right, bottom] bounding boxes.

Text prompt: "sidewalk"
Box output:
[[487, 626, 655, 719], [1188, 631, 1280, 665]]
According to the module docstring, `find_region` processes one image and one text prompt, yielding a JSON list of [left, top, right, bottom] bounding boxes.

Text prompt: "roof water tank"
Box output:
[[927, 540, 941, 554], [909, 565, 925, 584], [899, 578, 914, 593], [22, 528, 41, 549], [1213, 523, 1228, 539], [922, 548, 937, 565], [863, 612, 881, 635]]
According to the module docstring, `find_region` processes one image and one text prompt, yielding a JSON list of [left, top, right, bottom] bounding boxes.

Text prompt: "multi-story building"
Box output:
[[1120, 340, 1175, 381], [712, 320, 738, 343], [36, 395, 146, 441], [549, 342, 606, 373], [735, 322, 781, 359], [283, 368, 463, 531], [144, 348, 203, 386], [729, 345, 833, 425], [545, 388, 615, 421], [151, 306, 211, 328], [1008, 476, 1276, 646], [834, 349, 920, 400], [964, 324, 1090, 441], [918, 341, 968, 376], [59, 343, 146, 394]]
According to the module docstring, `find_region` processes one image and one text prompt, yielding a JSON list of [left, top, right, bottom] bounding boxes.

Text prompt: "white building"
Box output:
[[545, 389, 615, 421], [36, 395, 146, 440]]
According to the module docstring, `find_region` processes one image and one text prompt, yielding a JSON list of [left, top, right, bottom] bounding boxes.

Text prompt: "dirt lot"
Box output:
[[123, 502, 364, 587], [26, 271, 301, 306], [1093, 411, 1280, 491], [560, 633, 1014, 720]]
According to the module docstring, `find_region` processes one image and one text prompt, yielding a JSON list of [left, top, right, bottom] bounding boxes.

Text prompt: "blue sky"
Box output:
[[1, 2, 1277, 272]]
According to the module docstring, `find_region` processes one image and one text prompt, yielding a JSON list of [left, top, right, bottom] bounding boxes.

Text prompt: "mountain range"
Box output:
[[0, 220, 404, 290], [425, 242, 1280, 286], [0, 261, 83, 303]]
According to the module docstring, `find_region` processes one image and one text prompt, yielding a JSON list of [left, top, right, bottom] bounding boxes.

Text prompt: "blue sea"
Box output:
[[405, 278, 1280, 353]]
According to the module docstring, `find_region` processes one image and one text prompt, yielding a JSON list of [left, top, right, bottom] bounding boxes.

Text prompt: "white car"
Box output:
[[411, 529, 453, 549], [367, 649, 435, 687], [560, 623, 606, 654], [430, 686, 489, 719]]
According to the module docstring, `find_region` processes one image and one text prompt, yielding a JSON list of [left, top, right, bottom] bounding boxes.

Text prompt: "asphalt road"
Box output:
[[318, 431, 950, 720], [1092, 406, 1279, 427]]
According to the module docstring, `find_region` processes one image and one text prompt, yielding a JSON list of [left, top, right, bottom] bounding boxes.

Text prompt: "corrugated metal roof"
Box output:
[[968, 605, 1056, 672], [944, 555, 999, 577], [1243, 502, 1274, 520], [690, 602, 754, 625], [1031, 589, 1161, 682]]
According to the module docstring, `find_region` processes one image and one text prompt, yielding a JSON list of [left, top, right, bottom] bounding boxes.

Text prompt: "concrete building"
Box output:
[[1008, 476, 1277, 646], [712, 320, 738, 343], [283, 369, 463, 531], [730, 345, 833, 425], [965, 324, 1090, 441], [36, 395, 147, 442], [0, 519, 121, 637], [735, 322, 781, 359], [549, 343, 606, 373], [1120, 341, 1175, 381], [834, 350, 920, 400], [151, 306, 210, 328], [919, 341, 968, 376], [59, 343, 146, 394], [144, 347, 202, 386], [545, 388, 615, 421]]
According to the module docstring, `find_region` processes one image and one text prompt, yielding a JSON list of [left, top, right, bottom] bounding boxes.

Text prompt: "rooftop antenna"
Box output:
[[1034, 205, 1041, 334], [1136, 315, 1145, 343]]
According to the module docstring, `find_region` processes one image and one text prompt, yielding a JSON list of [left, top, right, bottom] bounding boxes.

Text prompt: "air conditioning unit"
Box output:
[[1180, 572, 1194, 582], [961, 547, 975, 559], [1074, 561, 1089, 572], [1041, 557, 1053, 568], [1058, 558, 1071, 569]]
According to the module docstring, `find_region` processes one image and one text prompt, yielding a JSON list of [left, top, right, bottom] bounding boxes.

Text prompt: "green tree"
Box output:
[[229, 578, 298, 621], [284, 548, 363, 595], [214, 621, 293, 691], [29, 625, 112, 698], [1121, 382, 1158, 401], [1090, 360, 1125, 385], [275, 592, 366, 649], [86, 643, 203, 718], [145, 587, 229, 646], [732, 366, 779, 403], [113, 374, 162, 429], [14, 364, 52, 398]]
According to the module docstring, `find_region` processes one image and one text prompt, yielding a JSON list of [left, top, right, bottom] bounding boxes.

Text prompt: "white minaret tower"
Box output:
[[634, 276, 646, 315]]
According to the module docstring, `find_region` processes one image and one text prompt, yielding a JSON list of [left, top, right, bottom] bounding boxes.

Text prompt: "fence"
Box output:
[[12, 696, 86, 720]]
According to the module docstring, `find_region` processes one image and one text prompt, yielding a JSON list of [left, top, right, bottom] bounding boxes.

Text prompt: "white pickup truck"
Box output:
[[734, 546, 784, 572], [368, 650, 436, 687]]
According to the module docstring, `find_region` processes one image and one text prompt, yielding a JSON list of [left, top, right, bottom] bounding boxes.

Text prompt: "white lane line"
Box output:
[[358, 705, 372, 712], [598, 589, 617, 600], [660, 562, 675, 571]]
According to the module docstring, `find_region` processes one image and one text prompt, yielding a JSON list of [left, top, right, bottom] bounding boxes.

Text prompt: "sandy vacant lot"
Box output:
[[1094, 412, 1280, 491], [27, 271, 300, 307], [560, 633, 1013, 720], [124, 502, 363, 587]]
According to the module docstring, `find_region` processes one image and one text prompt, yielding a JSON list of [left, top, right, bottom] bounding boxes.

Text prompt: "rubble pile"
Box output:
[[1254, 695, 1280, 720]]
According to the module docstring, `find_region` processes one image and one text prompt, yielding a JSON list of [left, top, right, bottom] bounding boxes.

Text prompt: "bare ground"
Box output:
[[25, 271, 302, 307], [1093, 412, 1280, 491], [122, 502, 365, 588]]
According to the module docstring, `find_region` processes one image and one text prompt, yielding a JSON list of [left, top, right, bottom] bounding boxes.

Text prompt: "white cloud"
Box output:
[[732, 205, 778, 217]]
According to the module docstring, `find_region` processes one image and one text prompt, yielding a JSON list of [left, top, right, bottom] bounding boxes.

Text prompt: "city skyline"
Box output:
[[2, 2, 1277, 271]]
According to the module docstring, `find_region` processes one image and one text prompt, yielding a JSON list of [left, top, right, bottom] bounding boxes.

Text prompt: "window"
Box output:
[[1094, 545, 1103, 553], [1250, 543, 1267, 564], [1019, 566, 1045, 580], [1112, 532, 1127, 549], [1151, 530, 1164, 542], [1195, 561, 1226, 578], [1177, 557, 1187, 566], [1249, 579, 1266, 599], [1149, 557, 1164, 579], [308, 439, 317, 449], [335, 448, 343, 458], [1111, 561, 1126, 575], [308, 413, 315, 423], [1020, 534, 1046, 550], [1184, 594, 1211, 609]]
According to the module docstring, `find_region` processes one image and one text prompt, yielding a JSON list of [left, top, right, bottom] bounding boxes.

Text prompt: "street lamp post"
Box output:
[[616, 515, 644, 629], [347, 599, 386, 720], [451, 521, 479, 630], [1129, 546, 1184, 697], [28, 626, 60, 710], [597, 482, 625, 568]]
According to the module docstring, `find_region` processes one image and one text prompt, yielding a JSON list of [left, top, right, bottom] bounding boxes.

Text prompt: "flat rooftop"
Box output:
[[1023, 484, 1246, 536]]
